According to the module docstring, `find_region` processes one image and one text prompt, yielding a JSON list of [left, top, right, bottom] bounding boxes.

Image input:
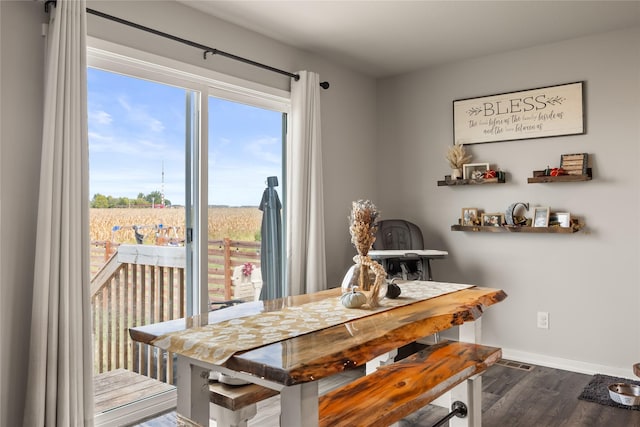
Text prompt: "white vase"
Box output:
[[451, 168, 462, 179]]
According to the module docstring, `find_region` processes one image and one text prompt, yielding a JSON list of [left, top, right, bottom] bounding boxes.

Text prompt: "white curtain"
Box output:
[[24, 1, 94, 426], [286, 71, 327, 295]]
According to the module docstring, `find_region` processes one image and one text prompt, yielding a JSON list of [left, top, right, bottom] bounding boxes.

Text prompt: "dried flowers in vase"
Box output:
[[446, 145, 472, 179], [348, 200, 387, 308]]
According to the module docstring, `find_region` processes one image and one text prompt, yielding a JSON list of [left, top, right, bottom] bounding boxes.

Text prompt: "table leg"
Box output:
[[459, 317, 481, 343], [433, 319, 483, 412], [280, 382, 319, 427], [177, 355, 210, 426], [366, 349, 398, 374]]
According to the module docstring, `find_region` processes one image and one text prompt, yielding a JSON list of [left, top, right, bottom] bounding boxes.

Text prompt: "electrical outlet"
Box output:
[[537, 311, 549, 329]]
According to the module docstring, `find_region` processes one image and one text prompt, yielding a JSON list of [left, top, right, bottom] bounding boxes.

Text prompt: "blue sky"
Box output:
[[87, 67, 283, 206]]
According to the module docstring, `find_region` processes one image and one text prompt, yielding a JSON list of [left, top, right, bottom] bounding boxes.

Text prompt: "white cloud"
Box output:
[[245, 137, 281, 164], [89, 110, 112, 125], [117, 95, 165, 133]]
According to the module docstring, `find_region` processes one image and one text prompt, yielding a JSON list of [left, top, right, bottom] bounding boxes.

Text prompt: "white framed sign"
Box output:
[[453, 81, 585, 145]]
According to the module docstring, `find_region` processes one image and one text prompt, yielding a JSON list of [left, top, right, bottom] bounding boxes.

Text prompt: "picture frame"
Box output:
[[560, 153, 588, 175], [532, 207, 550, 227], [463, 163, 490, 180], [461, 207, 479, 226], [453, 81, 585, 145], [549, 212, 571, 228], [482, 213, 504, 227]]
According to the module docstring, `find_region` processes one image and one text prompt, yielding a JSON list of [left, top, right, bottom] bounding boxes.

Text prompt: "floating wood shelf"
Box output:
[[437, 177, 505, 186], [451, 225, 580, 234], [527, 168, 592, 183]]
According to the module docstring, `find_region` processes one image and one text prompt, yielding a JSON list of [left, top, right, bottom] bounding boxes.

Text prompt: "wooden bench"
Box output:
[[208, 379, 279, 427], [318, 340, 501, 427]]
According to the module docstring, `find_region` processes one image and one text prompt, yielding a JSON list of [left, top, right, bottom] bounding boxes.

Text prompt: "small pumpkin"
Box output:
[[386, 282, 401, 299], [341, 288, 367, 308], [483, 170, 497, 179], [550, 167, 565, 177]]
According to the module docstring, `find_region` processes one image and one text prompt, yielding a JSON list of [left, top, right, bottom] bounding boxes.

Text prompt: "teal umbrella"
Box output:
[[259, 176, 283, 300]]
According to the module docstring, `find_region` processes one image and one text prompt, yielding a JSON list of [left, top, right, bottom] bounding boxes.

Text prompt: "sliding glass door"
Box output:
[[87, 44, 290, 423]]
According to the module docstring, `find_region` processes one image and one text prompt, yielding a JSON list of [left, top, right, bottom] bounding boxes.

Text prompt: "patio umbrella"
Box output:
[[259, 176, 283, 300]]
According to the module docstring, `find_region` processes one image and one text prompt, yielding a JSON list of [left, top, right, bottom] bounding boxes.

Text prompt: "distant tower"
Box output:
[[161, 161, 165, 206]]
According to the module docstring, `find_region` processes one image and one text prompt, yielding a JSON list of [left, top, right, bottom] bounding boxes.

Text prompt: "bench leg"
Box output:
[[449, 375, 482, 427], [210, 403, 257, 427]]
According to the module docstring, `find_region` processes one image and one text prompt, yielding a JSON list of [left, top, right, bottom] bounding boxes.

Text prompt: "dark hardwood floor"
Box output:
[[133, 361, 640, 427]]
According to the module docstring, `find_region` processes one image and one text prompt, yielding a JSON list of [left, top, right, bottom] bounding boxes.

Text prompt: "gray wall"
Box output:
[[0, 2, 46, 426], [376, 27, 640, 376]]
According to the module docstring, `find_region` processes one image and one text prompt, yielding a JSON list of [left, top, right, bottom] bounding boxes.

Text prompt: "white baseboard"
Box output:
[[94, 389, 176, 427], [501, 347, 634, 379]]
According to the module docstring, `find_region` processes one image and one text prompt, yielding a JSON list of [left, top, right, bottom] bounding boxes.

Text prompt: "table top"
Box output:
[[368, 249, 449, 259], [130, 284, 506, 386]]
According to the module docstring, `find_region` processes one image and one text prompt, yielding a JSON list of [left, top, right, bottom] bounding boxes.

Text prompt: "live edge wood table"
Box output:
[[129, 282, 506, 427]]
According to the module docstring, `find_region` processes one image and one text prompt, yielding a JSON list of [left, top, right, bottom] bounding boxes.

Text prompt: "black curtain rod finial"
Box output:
[[320, 81, 330, 90], [45, 0, 57, 13]]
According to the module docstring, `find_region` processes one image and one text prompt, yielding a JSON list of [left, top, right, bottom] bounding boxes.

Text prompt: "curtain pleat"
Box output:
[[24, 1, 93, 425], [286, 71, 327, 295]]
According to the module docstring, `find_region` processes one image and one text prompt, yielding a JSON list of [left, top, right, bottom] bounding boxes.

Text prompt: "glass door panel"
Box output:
[[207, 96, 284, 305], [87, 67, 190, 413]]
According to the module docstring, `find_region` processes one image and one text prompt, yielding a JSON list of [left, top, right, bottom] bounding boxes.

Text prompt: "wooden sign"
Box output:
[[453, 82, 585, 145], [560, 153, 588, 176]]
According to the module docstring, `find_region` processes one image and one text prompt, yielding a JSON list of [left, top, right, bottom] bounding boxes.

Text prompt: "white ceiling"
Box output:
[[177, 0, 640, 78]]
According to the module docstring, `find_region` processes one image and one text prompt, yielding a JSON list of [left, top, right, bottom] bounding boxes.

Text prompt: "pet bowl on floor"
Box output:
[[608, 383, 640, 406]]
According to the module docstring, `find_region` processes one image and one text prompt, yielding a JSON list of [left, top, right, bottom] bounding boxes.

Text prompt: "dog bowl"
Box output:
[[608, 383, 640, 406]]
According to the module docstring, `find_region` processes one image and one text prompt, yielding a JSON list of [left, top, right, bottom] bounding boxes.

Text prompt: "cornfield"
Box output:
[[90, 207, 263, 244]]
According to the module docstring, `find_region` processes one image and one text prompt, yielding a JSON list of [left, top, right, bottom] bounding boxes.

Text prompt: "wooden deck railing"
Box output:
[[90, 239, 261, 383]]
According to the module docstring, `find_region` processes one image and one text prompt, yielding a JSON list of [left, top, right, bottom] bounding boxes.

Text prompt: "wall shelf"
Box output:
[[527, 168, 592, 183], [437, 177, 505, 186], [451, 224, 580, 234]]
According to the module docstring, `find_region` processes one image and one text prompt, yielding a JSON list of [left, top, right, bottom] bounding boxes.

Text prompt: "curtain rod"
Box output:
[[44, 1, 330, 90]]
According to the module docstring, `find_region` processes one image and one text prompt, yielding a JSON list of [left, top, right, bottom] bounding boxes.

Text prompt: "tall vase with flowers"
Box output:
[[345, 200, 387, 308]]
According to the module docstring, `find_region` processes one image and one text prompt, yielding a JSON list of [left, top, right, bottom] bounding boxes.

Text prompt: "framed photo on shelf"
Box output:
[[461, 207, 479, 226], [532, 207, 550, 227], [482, 213, 504, 227], [463, 163, 490, 180], [549, 212, 571, 228]]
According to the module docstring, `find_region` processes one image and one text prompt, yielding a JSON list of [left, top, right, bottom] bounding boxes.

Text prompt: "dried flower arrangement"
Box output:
[[446, 144, 472, 170], [349, 200, 379, 257], [348, 200, 386, 308]]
